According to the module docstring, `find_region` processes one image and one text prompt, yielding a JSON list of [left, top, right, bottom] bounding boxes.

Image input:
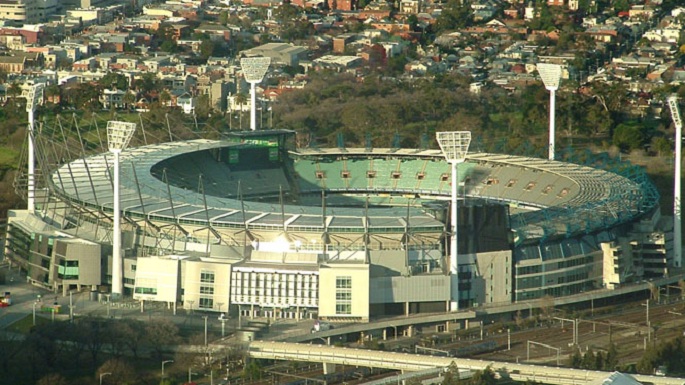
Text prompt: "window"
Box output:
[[58, 260, 79, 280], [416, 172, 425, 180], [367, 171, 376, 179], [335, 276, 352, 315], [200, 271, 215, 284], [199, 297, 213, 309], [341, 171, 350, 179], [336, 277, 352, 289], [316, 171, 325, 179], [391, 171, 401, 179], [440, 173, 449, 182], [135, 287, 157, 295], [200, 286, 214, 295]]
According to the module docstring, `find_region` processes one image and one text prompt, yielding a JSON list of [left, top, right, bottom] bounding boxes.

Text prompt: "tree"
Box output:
[[435, 0, 473, 33], [160, 40, 178, 53], [143, 319, 180, 360], [569, 350, 582, 368], [98, 358, 137, 385], [242, 359, 263, 381], [613, 121, 646, 152], [135, 72, 161, 96], [36, 374, 68, 385], [442, 361, 460, 385], [538, 295, 555, 322], [219, 10, 229, 25], [7, 82, 21, 101], [471, 366, 497, 385], [99, 72, 129, 90], [44, 84, 61, 105], [159, 90, 171, 106], [604, 344, 618, 371], [200, 39, 216, 61], [123, 91, 137, 110], [581, 349, 596, 369]]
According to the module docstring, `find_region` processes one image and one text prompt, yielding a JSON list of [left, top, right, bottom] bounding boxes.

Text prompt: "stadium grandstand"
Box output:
[[3, 118, 671, 322]]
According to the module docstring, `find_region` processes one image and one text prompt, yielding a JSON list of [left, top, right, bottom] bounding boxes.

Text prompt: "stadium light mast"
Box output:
[[668, 95, 682, 268], [437, 131, 471, 311], [26, 83, 45, 213], [107, 121, 136, 299], [538, 63, 563, 161], [240, 57, 271, 131]]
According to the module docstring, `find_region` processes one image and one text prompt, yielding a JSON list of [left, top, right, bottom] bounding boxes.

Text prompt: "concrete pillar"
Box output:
[[383, 329, 387, 341], [465, 319, 469, 330], [323, 363, 336, 374], [446, 321, 451, 332], [407, 325, 413, 337], [405, 302, 409, 316]]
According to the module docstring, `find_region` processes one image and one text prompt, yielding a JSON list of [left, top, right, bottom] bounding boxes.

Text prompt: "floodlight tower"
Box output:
[[537, 63, 563, 160], [668, 95, 682, 268], [107, 121, 136, 298], [26, 83, 44, 213], [240, 57, 271, 131], [436, 131, 471, 311]]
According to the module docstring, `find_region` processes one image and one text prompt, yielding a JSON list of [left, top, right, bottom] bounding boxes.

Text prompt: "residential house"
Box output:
[[177, 92, 195, 114], [400, 0, 421, 14], [196, 74, 229, 112], [629, 5, 655, 20], [100, 88, 127, 109], [0, 56, 25, 73], [327, 0, 356, 11], [194, 24, 232, 42], [143, 56, 172, 72], [72, 58, 96, 71], [0, 25, 43, 44]]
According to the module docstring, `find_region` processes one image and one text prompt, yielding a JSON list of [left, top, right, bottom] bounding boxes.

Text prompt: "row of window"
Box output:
[[315, 170, 449, 181], [335, 276, 352, 315]]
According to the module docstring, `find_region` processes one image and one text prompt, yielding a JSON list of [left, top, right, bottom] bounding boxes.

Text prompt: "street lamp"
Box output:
[[25, 82, 44, 213], [240, 57, 271, 131], [436, 131, 471, 311], [668, 95, 682, 268], [100, 372, 112, 385], [537, 63, 562, 160], [219, 312, 227, 337], [162, 360, 174, 378], [107, 121, 136, 299], [204, 315, 208, 346]]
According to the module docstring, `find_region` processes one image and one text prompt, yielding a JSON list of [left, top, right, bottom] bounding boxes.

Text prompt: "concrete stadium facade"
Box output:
[[4, 129, 671, 322]]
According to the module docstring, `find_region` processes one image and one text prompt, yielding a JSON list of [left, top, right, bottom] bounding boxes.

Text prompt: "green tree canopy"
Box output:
[[434, 0, 473, 33]]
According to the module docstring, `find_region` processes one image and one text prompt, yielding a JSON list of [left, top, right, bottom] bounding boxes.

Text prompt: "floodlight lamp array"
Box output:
[[436, 131, 471, 163], [240, 56, 272, 83], [668, 95, 682, 129], [107, 121, 137, 152], [537, 63, 562, 90], [26, 83, 45, 113]]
